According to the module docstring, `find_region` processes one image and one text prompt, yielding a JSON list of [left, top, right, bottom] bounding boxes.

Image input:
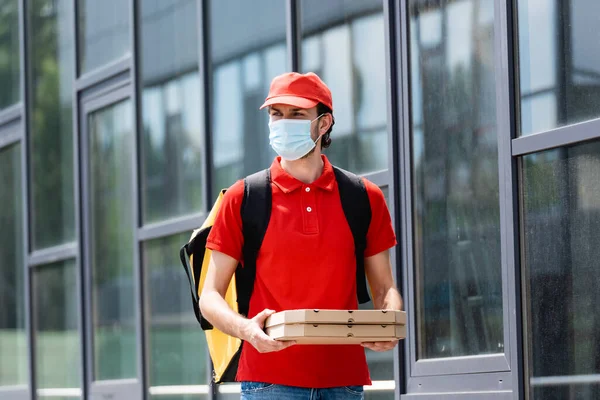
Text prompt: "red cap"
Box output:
[[260, 72, 333, 111]]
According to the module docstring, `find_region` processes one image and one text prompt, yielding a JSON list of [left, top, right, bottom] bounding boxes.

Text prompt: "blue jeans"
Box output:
[[240, 381, 364, 399]]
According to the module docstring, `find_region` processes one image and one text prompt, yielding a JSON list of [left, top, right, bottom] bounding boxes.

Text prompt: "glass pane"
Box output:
[[38, 396, 81, 400], [77, 0, 130, 74], [409, 0, 504, 359], [151, 396, 208, 400], [0, 0, 20, 109], [523, 141, 600, 399], [89, 99, 136, 380], [359, 185, 394, 381], [0, 143, 26, 386], [139, 0, 204, 223], [210, 0, 287, 195], [365, 392, 394, 400], [144, 234, 208, 394], [33, 260, 81, 392], [301, 0, 388, 174], [28, 0, 75, 249], [518, 0, 600, 135], [217, 391, 244, 400]]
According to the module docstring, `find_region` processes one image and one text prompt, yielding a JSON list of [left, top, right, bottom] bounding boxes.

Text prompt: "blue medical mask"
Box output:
[[268, 114, 325, 161]]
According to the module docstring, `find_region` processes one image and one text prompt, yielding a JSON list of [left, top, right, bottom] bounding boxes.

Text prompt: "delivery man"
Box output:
[[199, 71, 403, 399]]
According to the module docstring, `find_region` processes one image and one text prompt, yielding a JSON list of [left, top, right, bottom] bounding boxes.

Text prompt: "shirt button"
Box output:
[[305, 187, 311, 192], [306, 207, 312, 212]]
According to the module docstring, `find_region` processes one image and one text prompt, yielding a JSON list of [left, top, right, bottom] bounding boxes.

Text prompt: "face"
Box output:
[[268, 104, 332, 142]]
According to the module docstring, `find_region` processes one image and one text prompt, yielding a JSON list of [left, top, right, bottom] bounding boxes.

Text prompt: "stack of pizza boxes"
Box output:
[[265, 309, 407, 344]]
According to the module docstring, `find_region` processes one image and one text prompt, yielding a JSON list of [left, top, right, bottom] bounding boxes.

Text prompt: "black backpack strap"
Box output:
[[180, 243, 201, 321], [180, 225, 215, 330], [237, 168, 272, 317], [333, 165, 372, 304]]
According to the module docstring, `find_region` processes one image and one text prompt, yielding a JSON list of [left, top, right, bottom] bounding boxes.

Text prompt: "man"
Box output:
[[199, 72, 403, 399]]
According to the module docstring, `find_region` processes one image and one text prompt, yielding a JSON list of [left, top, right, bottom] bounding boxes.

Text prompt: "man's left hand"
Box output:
[[361, 340, 399, 352]]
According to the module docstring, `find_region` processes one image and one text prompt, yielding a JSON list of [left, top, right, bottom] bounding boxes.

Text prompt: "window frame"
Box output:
[[396, 0, 522, 395], [79, 83, 142, 399]]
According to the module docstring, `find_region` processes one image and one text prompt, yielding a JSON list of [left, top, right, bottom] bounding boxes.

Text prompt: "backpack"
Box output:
[[179, 165, 372, 384]]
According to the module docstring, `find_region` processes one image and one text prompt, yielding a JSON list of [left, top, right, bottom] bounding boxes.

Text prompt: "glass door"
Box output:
[[80, 85, 142, 400]]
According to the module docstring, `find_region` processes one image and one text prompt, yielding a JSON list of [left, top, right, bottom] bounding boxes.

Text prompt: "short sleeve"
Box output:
[[205, 179, 245, 262], [363, 179, 397, 257]]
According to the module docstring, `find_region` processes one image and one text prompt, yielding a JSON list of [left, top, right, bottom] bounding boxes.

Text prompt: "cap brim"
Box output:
[[259, 95, 319, 110]]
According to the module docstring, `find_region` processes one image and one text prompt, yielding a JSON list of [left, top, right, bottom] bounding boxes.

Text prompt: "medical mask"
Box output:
[[268, 115, 324, 161]]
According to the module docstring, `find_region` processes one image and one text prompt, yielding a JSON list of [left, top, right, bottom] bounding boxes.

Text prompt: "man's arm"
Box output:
[[361, 249, 404, 352], [365, 249, 403, 311], [198, 250, 295, 353]]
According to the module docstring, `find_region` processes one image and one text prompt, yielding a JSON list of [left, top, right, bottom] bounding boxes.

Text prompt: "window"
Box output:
[[77, 0, 130, 74], [28, 0, 75, 250], [88, 99, 136, 380], [409, 0, 503, 359], [522, 141, 600, 399], [0, 143, 26, 387], [0, 0, 20, 110], [518, 0, 600, 135], [210, 0, 287, 195], [301, 0, 388, 175], [33, 260, 81, 398], [139, 0, 204, 223], [143, 234, 209, 397]]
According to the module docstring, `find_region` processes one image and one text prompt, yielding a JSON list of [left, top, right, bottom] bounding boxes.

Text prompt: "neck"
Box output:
[[280, 152, 324, 184]]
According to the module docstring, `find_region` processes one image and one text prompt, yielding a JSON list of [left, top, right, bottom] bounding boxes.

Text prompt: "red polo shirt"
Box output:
[[206, 155, 397, 388]]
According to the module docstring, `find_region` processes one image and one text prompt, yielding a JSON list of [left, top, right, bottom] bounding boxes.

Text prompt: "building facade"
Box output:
[[0, 0, 599, 399]]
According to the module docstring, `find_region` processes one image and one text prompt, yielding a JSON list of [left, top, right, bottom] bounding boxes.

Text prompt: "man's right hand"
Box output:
[[241, 309, 296, 353]]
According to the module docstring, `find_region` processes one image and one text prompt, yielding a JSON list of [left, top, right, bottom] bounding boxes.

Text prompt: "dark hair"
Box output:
[[316, 103, 335, 149]]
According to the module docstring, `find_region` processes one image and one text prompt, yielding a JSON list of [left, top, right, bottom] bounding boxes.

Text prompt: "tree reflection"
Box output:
[[411, 0, 504, 359], [28, 0, 75, 249]]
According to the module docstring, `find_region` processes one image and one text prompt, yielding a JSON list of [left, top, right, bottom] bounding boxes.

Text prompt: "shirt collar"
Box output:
[[270, 155, 336, 193]]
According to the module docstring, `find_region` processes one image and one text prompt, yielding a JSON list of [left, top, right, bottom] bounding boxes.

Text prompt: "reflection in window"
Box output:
[[410, 0, 504, 359], [301, 1, 388, 174], [33, 260, 81, 393], [77, 0, 130, 74], [144, 234, 208, 394], [28, 0, 75, 250], [0, 144, 26, 386], [139, 0, 204, 223], [518, 0, 600, 135], [89, 100, 136, 380], [0, 0, 20, 110], [523, 142, 600, 400], [210, 0, 287, 195]]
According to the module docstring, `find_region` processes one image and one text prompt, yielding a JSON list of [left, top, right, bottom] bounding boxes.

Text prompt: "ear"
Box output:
[[318, 114, 333, 135]]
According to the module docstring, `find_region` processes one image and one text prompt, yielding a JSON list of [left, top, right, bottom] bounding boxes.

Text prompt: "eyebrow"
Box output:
[[270, 106, 306, 113]]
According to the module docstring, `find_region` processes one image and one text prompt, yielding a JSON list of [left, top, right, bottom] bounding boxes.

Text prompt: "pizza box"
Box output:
[[264, 309, 406, 328], [266, 322, 406, 344]]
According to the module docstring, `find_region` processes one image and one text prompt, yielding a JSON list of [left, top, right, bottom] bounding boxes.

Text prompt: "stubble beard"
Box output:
[[300, 124, 321, 160]]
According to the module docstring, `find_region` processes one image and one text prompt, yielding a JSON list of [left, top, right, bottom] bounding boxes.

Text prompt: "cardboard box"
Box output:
[[266, 323, 406, 344], [265, 309, 406, 328], [264, 309, 407, 344]]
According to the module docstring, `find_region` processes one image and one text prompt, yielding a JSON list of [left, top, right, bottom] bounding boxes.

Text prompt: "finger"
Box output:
[[273, 339, 297, 350], [253, 308, 276, 324], [376, 340, 398, 350], [258, 337, 296, 353], [255, 329, 294, 349], [361, 342, 382, 351], [361, 341, 397, 352]]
